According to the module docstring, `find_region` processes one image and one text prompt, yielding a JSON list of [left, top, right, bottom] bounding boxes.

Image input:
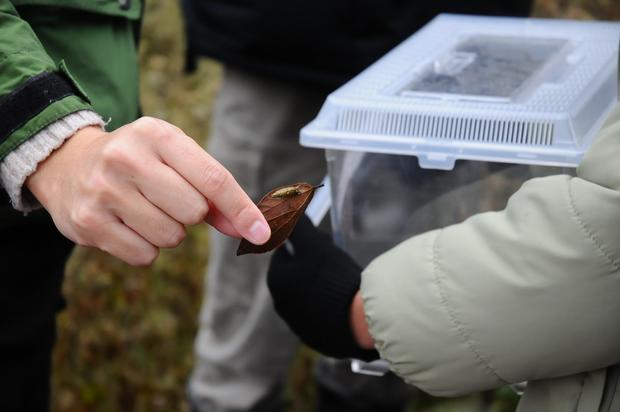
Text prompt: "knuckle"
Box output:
[[165, 122, 187, 139], [86, 173, 116, 204], [150, 219, 186, 248], [132, 247, 159, 267], [201, 164, 230, 194], [100, 141, 133, 169], [133, 116, 165, 140], [72, 233, 91, 248], [134, 116, 157, 131], [163, 224, 186, 248], [170, 124, 184, 135], [184, 199, 209, 225], [70, 205, 100, 233], [231, 201, 255, 224]]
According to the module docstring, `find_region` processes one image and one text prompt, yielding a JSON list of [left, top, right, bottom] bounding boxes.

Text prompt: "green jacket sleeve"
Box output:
[[0, 0, 93, 160], [361, 103, 620, 397]]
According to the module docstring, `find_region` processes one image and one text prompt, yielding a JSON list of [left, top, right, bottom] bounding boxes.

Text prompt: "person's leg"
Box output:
[[0, 193, 74, 412], [188, 66, 327, 412]]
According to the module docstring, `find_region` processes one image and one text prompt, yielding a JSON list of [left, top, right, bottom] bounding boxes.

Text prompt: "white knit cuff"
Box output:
[[0, 110, 105, 212]]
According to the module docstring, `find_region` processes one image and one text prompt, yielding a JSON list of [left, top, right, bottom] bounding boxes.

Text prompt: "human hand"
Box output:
[[26, 117, 270, 266], [351, 290, 375, 350], [266, 214, 377, 361]]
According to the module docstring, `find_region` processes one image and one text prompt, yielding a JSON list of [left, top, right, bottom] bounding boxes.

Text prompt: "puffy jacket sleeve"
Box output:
[[361, 103, 620, 397], [0, 0, 93, 161]]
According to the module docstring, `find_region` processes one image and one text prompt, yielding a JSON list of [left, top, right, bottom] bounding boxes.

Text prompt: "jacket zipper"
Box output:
[[600, 364, 620, 412]]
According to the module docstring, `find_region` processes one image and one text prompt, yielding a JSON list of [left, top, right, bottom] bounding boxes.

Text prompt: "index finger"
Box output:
[[155, 124, 270, 245]]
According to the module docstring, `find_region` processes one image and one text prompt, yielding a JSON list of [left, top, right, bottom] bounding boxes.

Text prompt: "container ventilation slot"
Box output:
[[335, 110, 555, 146]]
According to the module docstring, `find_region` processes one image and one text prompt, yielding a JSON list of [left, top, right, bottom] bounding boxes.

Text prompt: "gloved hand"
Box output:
[[267, 214, 379, 362]]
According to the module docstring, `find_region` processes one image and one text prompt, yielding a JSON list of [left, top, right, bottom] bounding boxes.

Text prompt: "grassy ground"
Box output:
[[52, 1, 620, 411]]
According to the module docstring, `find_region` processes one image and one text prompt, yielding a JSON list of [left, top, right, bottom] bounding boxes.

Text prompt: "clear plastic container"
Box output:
[[326, 150, 571, 267], [301, 14, 620, 170], [301, 14, 619, 266]]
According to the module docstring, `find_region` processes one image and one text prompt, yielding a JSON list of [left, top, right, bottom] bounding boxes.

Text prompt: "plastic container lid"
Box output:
[[301, 14, 620, 170]]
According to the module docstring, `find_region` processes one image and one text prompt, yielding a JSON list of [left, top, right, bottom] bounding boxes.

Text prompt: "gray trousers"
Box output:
[[188, 66, 410, 412]]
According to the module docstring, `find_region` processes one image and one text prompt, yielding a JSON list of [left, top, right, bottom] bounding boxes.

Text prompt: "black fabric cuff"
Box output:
[[303, 257, 379, 362], [0, 72, 80, 145]]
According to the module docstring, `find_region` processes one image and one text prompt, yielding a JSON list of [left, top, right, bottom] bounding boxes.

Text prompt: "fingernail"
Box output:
[[248, 220, 271, 244]]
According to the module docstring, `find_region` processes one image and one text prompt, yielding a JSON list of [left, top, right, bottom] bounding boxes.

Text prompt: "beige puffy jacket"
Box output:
[[361, 103, 620, 411]]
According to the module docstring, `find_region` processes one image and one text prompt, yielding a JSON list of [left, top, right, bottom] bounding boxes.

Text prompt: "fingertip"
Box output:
[[205, 199, 271, 244], [247, 219, 271, 245]]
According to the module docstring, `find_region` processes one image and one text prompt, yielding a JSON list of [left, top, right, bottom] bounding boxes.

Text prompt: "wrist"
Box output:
[[350, 290, 375, 349], [1, 111, 104, 212], [26, 125, 105, 207]]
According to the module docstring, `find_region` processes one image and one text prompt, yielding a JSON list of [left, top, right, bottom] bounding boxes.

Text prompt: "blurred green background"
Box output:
[[51, 1, 620, 411]]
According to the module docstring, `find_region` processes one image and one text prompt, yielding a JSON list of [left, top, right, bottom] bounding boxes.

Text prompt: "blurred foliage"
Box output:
[[52, 1, 620, 411], [534, 0, 620, 19]]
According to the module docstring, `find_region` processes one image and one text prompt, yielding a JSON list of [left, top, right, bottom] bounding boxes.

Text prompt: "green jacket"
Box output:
[[0, 0, 141, 161], [361, 103, 620, 411]]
